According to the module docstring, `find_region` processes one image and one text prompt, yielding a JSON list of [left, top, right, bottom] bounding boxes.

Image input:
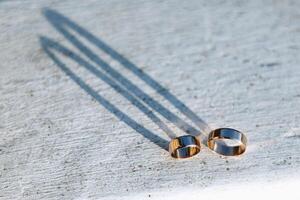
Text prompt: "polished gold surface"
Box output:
[[207, 128, 247, 156], [169, 135, 201, 158]]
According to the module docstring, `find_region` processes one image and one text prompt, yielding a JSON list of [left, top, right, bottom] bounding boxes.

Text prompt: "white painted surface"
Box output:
[[107, 177, 300, 200], [0, 1, 300, 199]]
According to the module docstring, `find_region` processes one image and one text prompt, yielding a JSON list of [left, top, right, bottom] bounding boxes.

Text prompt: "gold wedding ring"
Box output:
[[207, 128, 247, 156], [169, 135, 201, 159]]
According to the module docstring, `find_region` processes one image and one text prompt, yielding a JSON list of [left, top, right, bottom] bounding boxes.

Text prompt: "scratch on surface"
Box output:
[[260, 62, 280, 67]]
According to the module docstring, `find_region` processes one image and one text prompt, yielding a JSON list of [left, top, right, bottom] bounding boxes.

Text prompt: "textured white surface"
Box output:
[[1, 1, 300, 199]]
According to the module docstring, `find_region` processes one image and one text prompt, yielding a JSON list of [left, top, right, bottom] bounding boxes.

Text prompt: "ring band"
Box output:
[[207, 128, 247, 156], [169, 135, 201, 158]]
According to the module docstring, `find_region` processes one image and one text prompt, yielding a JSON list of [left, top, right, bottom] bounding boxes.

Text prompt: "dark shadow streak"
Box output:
[[41, 36, 176, 139], [43, 9, 210, 137], [40, 37, 169, 150]]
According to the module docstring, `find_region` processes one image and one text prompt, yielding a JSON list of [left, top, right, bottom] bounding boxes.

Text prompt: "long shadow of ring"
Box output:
[[40, 9, 210, 151]]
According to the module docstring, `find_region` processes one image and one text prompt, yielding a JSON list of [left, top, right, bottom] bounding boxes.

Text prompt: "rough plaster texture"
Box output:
[[0, 0, 300, 199]]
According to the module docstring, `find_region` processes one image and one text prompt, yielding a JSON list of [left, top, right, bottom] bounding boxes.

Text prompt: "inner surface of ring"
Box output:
[[173, 145, 200, 158], [210, 138, 246, 156]]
